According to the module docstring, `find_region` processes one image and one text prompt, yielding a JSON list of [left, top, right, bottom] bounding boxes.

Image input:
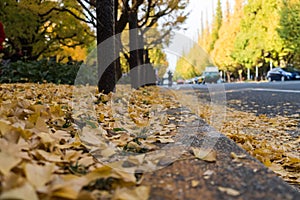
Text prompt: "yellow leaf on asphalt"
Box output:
[[115, 170, 137, 183], [230, 152, 247, 161], [218, 186, 240, 196], [191, 180, 200, 187], [192, 147, 217, 162], [112, 186, 150, 200], [203, 170, 214, 179]]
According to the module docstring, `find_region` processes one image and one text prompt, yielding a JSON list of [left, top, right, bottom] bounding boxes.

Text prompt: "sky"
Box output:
[[165, 0, 235, 72]]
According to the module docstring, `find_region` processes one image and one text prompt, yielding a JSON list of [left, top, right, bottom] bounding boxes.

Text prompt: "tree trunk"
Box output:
[[129, 3, 143, 89], [97, 0, 121, 94]]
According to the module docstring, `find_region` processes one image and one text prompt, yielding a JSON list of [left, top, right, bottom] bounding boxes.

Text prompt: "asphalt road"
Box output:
[[189, 81, 300, 118]]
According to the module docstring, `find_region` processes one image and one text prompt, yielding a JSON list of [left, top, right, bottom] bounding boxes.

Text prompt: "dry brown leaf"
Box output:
[[0, 120, 12, 136], [191, 180, 200, 187], [25, 162, 55, 188], [0, 182, 39, 200], [203, 170, 214, 179], [157, 137, 175, 143], [78, 156, 95, 167], [218, 186, 240, 196], [0, 151, 22, 175], [35, 117, 49, 133], [192, 147, 217, 162], [35, 149, 64, 163], [230, 152, 247, 160], [51, 174, 89, 199], [112, 186, 150, 200]]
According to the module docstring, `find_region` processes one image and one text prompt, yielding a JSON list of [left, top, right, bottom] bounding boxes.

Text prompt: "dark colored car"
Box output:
[[266, 67, 300, 81], [196, 72, 221, 84]]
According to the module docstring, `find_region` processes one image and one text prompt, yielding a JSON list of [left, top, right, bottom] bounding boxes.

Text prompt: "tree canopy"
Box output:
[[0, 0, 94, 61], [176, 0, 300, 80]]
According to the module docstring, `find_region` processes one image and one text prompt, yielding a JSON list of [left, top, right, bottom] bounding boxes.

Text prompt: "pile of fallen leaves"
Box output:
[[221, 109, 300, 189], [0, 83, 174, 199], [1, 83, 299, 199], [1, 83, 206, 199], [179, 90, 300, 189]]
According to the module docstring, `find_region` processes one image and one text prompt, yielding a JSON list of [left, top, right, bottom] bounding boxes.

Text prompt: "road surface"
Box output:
[[189, 81, 300, 118]]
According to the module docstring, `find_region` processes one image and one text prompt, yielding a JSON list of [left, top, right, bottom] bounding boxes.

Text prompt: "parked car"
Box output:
[[266, 67, 300, 81], [189, 76, 202, 84], [176, 79, 185, 84], [196, 66, 221, 84]]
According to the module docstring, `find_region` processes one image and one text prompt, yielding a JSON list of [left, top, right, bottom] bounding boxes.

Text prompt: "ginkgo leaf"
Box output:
[[77, 156, 95, 167], [192, 147, 217, 162], [35, 149, 64, 163], [51, 175, 88, 199], [35, 117, 49, 133], [191, 180, 200, 187], [0, 182, 39, 200], [0, 120, 12, 136], [0, 82, 299, 197], [157, 137, 175, 143], [218, 186, 240, 196], [25, 163, 55, 188], [112, 186, 150, 200], [230, 152, 247, 160], [0, 152, 22, 175], [203, 170, 214, 179]]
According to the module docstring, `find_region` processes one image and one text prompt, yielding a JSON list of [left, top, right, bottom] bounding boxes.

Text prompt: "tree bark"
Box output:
[[129, 1, 143, 88], [97, 0, 121, 94]]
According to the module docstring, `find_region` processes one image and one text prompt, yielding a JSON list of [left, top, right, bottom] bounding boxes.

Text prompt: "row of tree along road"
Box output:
[[175, 0, 300, 83], [0, 0, 190, 94]]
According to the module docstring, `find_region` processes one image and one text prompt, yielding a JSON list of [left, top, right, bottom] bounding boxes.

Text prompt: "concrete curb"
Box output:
[[141, 108, 300, 200]]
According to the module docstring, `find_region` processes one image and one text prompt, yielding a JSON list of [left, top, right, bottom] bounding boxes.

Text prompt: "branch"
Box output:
[[144, 28, 171, 49], [39, 7, 97, 27], [76, 0, 97, 27], [138, 0, 153, 28], [116, 0, 130, 33], [144, 7, 175, 29]]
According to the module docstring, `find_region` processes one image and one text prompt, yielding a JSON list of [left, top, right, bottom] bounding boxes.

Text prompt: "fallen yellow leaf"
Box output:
[[25, 162, 55, 188], [218, 186, 240, 196], [0, 151, 22, 175], [192, 147, 217, 162], [0, 181, 38, 200], [112, 186, 150, 200]]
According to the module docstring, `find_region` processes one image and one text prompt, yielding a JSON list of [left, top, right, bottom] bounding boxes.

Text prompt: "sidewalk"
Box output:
[[140, 107, 300, 200]]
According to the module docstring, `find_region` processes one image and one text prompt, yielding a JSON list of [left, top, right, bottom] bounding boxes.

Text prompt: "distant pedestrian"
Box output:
[[0, 21, 5, 53], [168, 70, 173, 87]]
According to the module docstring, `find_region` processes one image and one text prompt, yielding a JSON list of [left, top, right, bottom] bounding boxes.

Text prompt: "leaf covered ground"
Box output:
[[0, 83, 205, 199], [178, 89, 300, 190], [0, 83, 299, 200], [0, 83, 154, 200]]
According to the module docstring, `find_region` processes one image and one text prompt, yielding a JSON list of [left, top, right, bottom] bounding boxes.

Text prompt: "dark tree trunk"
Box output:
[[97, 0, 121, 94], [144, 48, 157, 86], [129, 3, 143, 89]]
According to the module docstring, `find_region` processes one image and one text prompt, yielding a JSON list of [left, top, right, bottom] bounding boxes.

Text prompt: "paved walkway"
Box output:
[[140, 108, 300, 199]]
